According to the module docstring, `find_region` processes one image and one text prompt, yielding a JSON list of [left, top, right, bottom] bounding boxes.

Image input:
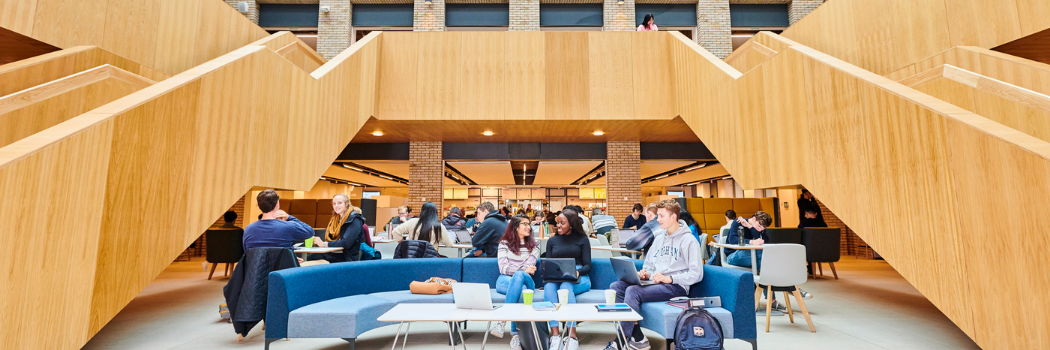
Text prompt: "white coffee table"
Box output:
[[377, 303, 471, 350], [378, 303, 642, 350]]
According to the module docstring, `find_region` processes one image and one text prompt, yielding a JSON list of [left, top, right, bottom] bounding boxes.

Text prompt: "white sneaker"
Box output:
[[565, 337, 579, 350], [549, 335, 562, 350], [626, 336, 650, 350], [800, 289, 814, 299], [490, 321, 505, 338], [509, 335, 522, 350]]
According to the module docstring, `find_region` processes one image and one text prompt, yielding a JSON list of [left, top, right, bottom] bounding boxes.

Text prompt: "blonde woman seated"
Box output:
[[392, 202, 454, 248], [307, 194, 366, 263]]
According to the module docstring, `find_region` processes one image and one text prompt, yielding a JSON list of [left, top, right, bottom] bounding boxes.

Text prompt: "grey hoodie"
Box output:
[[642, 219, 703, 291]]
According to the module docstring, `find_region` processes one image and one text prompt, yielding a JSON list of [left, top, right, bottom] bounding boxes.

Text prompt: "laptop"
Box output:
[[617, 229, 637, 246], [452, 283, 501, 310], [610, 258, 655, 286], [541, 258, 579, 283], [453, 230, 472, 244]]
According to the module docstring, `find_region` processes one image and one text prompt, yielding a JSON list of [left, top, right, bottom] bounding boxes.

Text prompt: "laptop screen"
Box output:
[[617, 229, 637, 244]]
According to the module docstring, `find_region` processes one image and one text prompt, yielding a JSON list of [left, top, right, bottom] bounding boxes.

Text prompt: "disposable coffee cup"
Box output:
[[558, 289, 569, 305], [605, 290, 616, 304], [304, 237, 313, 248], [523, 289, 534, 305]]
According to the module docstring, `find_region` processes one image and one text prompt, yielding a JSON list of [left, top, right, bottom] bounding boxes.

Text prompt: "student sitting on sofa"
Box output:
[[242, 189, 314, 263], [606, 199, 703, 350], [489, 215, 541, 348], [470, 202, 508, 257], [308, 194, 366, 263], [545, 209, 592, 350], [392, 202, 454, 248]]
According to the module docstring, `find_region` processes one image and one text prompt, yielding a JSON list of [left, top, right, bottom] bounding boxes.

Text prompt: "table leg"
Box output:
[[400, 322, 411, 350], [750, 250, 758, 275], [390, 322, 404, 350], [446, 322, 457, 350], [530, 322, 543, 350], [456, 322, 468, 350], [480, 321, 491, 350], [614, 321, 630, 346]]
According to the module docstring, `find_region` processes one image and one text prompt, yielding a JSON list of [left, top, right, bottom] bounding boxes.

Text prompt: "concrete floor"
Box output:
[[84, 257, 979, 350]]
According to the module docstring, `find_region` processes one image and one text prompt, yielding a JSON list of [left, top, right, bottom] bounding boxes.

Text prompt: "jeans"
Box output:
[[726, 250, 762, 271], [497, 271, 536, 334], [610, 280, 687, 336], [544, 273, 591, 328]]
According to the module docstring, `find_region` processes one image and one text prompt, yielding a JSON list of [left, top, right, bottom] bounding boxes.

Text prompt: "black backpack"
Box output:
[[673, 303, 724, 350]]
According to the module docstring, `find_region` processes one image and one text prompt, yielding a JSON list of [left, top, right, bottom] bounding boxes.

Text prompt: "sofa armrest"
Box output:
[[689, 265, 757, 340], [265, 262, 378, 339]]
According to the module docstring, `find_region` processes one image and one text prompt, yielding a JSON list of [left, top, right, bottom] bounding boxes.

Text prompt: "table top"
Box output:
[[377, 303, 641, 323], [464, 303, 642, 322], [377, 303, 472, 322], [592, 246, 642, 254], [711, 243, 764, 250], [293, 247, 343, 253]]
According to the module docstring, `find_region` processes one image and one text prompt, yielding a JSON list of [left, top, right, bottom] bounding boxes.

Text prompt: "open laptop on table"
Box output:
[[452, 283, 501, 310], [610, 258, 655, 286], [453, 230, 472, 244], [616, 229, 637, 247]]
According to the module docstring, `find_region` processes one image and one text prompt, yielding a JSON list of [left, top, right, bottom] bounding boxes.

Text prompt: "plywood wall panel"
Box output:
[[417, 32, 461, 120], [544, 32, 589, 120], [503, 32, 546, 120], [587, 32, 634, 120], [945, 0, 1022, 48], [101, 0, 159, 66], [30, 0, 107, 50], [152, 0, 201, 74], [376, 33, 418, 120], [459, 32, 506, 120], [0, 0, 38, 34]]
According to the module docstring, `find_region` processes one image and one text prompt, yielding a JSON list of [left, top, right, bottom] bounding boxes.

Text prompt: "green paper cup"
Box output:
[[304, 238, 313, 248], [523, 289, 534, 305]]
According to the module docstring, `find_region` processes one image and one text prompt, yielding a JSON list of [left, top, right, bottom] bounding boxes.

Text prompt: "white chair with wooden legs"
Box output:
[[755, 244, 815, 333]]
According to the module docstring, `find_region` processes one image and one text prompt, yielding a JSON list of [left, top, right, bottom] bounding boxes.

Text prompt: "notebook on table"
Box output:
[[595, 304, 632, 312]]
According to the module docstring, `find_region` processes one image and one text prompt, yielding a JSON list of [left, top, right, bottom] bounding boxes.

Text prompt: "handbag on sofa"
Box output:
[[409, 277, 457, 295]]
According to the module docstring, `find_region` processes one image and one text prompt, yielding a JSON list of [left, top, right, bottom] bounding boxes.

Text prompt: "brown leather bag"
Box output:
[[409, 277, 457, 295]]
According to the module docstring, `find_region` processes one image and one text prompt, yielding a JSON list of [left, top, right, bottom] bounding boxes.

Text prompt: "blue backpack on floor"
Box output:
[[673, 303, 724, 350]]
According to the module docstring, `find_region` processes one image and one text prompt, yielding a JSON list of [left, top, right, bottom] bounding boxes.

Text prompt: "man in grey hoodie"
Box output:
[[606, 200, 703, 350]]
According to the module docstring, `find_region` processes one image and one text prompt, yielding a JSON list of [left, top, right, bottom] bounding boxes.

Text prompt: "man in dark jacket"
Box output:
[[223, 247, 299, 338], [470, 202, 506, 257], [797, 189, 823, 223], [441, 207, 467, 231]]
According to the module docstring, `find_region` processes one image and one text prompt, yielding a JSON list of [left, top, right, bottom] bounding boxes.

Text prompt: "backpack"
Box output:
[[673, 303, 724, 350]]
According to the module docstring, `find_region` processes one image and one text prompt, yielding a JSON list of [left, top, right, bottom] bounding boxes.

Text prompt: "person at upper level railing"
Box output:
[[637, 13, 658, 32]]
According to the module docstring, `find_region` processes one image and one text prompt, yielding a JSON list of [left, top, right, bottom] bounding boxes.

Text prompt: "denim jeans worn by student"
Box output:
[[609, 280, 688, 336], [726, 249, 762, 271], [543, 266, 591, 328], [496, 271, 536, 334]]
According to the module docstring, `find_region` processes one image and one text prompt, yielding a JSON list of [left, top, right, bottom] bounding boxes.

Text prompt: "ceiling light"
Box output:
[[722, 176, 733, 180], [593, 131, 605, 136], [379, 175, 393, 180], [482, 131, 494, 136], [372, 131, 384, 136], [654, 174, 669, 180], [684, 163, 707, 171]]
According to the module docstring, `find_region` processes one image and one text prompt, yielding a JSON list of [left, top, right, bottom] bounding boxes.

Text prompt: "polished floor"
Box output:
[[84, 257, 979, 350]]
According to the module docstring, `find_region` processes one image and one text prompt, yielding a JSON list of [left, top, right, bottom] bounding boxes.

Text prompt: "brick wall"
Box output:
[[697, 0, 731, 59], [788, 0, 823, 25], [815, 199, 870, 258], [606, 142, 642, 223], [185, 194, 248, 258], [409, 142, 443, 214], [509, 0, 540, 31], [603, 0, 635, 32], [225, 0, 260, 24], [318, 0, 352, 60], [414, 0, 446, 31]]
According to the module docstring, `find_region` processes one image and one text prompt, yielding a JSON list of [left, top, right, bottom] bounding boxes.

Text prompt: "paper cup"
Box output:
[[558, 289, 569, 305], [304, 237, 313, 248], [523, 289, 534, 305], [605, 290, 617, 304]]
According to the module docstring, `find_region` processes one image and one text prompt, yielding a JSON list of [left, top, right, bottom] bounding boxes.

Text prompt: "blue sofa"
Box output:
[[266, 258, 757, 350]]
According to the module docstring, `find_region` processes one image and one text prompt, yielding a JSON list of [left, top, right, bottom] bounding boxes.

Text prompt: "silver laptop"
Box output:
[[610, 258, 655, 286], [452, 283, 501, 310], [453, 230, 472, 244], [617, 229, 637, 246]]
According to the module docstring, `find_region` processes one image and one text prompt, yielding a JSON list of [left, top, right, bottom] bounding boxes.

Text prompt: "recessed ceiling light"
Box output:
[[593, 131, 605, 136], [482, 131, 494, 136], [372, 131, 384, 136]]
